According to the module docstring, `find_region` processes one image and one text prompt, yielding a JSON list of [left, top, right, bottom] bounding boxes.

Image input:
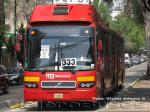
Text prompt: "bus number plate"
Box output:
[[54, 93, 63, 99], [61, 58, 76, 66]]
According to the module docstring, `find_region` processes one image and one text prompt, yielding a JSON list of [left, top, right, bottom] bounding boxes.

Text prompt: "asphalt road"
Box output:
[[0, 85, 23, 112], [0, 62, 147, 112], [124, 61, 147, 87]]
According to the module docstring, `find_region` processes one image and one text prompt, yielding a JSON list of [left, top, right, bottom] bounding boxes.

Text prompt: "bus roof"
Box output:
[[29, 4, 98, 25]]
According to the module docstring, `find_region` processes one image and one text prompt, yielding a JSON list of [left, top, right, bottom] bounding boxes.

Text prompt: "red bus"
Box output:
[[23, 4, 124, 109]]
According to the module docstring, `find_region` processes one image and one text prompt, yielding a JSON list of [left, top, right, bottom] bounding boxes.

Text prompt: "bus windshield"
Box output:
[[26, 26, 95, 71]]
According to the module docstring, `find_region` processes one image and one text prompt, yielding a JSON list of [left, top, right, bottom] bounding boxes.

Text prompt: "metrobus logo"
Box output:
[[46, 74, 71, 79], [46, 74, 55, 79]]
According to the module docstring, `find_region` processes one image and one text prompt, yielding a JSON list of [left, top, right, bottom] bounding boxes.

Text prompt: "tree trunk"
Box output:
[[142, 0, 150, 75], [0, 0, 5, 32], [144, 11, 150, 75], [0, 0, 5, 64]]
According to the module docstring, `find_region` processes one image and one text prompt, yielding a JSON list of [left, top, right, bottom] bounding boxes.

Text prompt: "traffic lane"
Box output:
[[0, 85, 23, 111], [124, 62, 147, 87]]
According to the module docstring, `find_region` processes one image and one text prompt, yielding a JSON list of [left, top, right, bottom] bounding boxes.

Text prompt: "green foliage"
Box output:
[[124, 0, 144, 24], [111, 15, 146, 53], [94, 0, 112, 24], [94, 1, 145, 53], [131, 0, 144, 24]]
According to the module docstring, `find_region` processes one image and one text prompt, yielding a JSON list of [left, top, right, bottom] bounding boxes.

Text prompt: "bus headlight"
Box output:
[[24, 82, 38, 88], [79, 82, 95, 88]]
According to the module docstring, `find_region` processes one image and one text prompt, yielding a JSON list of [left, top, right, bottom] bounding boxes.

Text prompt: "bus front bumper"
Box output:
[[24, 88, 97, 102]]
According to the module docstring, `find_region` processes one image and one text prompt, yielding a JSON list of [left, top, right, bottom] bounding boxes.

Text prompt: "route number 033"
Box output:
[[61, 58, 76, 66]]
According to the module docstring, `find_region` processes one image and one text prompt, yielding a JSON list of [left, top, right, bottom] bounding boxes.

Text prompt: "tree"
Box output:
[[0, 0, 5, 33], [124, 0, 150, 75], [16, 0, 37, 23], [0, 0, 5, 64], [111, 15, 145, 53], [124, 0, 144, 24], [94, 0, 112, 24], [141, 0, 150, 75], [94, 0, 145, 53]]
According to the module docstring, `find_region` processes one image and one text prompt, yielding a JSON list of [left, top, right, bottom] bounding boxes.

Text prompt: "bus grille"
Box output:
[[41, 81, 76, 89]]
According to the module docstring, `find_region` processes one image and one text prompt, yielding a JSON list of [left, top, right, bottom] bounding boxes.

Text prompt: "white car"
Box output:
[[124, 57, 132, 67]]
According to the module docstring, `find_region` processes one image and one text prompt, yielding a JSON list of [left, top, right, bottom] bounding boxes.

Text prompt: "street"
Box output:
[[0, 85, 23, 112], [0, 62, 148, 112], [124, 62, 147, 87]]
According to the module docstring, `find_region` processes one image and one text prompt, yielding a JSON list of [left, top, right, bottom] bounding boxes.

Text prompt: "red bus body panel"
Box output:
[[29, 4, 100, 27], [24, 70, 98, 102]]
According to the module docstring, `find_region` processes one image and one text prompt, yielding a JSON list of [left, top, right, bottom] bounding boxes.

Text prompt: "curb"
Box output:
[[127, 73, 147, 88]]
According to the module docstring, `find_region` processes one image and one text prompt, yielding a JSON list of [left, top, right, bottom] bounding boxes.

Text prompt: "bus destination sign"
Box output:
[[46, 0, 93, 4]]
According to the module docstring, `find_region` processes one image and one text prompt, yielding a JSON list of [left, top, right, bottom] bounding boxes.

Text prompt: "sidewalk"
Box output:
[[104, 74, 150, 112]]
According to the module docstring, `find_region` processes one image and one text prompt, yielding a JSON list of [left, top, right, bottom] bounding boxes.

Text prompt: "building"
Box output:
[[110, 0, 125, 20]]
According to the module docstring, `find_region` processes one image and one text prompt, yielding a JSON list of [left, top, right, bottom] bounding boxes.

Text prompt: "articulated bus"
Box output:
[[23, 4, 124, 109]]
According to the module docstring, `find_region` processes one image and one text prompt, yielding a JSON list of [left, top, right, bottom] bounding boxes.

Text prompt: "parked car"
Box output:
[[141, 54, 148, 61], [7, 68, 24, 85], [0, 65, 9, 94], [131, 58, 138, 65], [140, 57, 145, 63], [124, 57, 132, 67], [135, 56, 141, 64]]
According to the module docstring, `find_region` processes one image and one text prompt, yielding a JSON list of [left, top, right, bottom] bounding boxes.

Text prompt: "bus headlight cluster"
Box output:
[[25, 82, 38, 88], [79, 82, 95, 88]]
